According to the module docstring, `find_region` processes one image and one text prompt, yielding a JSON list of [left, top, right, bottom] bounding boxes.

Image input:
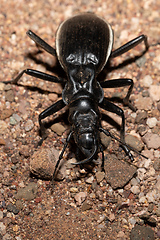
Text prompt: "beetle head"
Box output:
[[56, 13, 113, 74]]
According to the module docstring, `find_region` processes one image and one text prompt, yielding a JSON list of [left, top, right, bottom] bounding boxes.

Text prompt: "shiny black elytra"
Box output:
[[5, 13, 148, 182]]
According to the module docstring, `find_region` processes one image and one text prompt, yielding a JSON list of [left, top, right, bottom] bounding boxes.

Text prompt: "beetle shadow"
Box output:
[[26, 50, 66, 79]]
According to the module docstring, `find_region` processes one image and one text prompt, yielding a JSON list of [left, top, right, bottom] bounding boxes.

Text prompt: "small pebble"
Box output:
[[0, 222, 6, 235], [125, 134, 144, 152], [146, 117, 157, 128], [108, 213, 115, 222], [95, 171, 105, 183], [74, 192, 87, 205], [117, 231, 126, 239], [149, 85, 160, 101], [51, 123, 66, 136], [130, 178, 138, 186], [7, 203, 19, 215], [10, 116, 17, 125], [137, 168, 146, 180], [142, 132, 160, 149], [139, 196, 147, 203], [70, 187, 79, 193], [128, 217, 137, 225], [134, 95, 153, 110], [142, 75, 153, 87], [25, 119, 34, 132], [146, 189, 157, 203], [97, 214, 105, 224], [81, 201, 92, 211], [14, 182, 38, 201], [86, 175, 94, 184], [130, 186, 140, 195], [13, 225, 19, 232]]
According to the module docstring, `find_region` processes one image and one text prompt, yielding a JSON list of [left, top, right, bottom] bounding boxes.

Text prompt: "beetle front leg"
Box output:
[[99, 98, 134, 161], [110, 34, 149, 58], [38, 99, 65, 144], [27, 30, 56, 56], [100, 78, 136, 111]]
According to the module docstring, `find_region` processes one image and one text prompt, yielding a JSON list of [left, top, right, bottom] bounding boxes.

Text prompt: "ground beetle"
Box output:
[[4, 13, 148, 183]]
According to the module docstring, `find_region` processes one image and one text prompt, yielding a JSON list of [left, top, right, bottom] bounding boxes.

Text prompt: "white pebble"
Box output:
[[0, 222, 6, 235], [149, 85, 160, 101], [25, 119, 34, 132], [137, 168, 146, 180], [146, 117, 157, 128], [142, 75, 153, 87], [143, 159, 152, 169], [128, 217, 137, 225], [146, 189, 157, 203], [139, 196, 147, 203], [145, 167, 156, 177], [130, 178, 138, 186], [130, 186, 140, 194]]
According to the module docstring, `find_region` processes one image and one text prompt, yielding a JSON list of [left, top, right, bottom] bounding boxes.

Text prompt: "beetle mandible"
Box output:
[[4, 13, 149, 183]]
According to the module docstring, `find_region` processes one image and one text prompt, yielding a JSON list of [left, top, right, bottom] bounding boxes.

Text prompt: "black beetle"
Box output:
[[4, 13, 148, 182]]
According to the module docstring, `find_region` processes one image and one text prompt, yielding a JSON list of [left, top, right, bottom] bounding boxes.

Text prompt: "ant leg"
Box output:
[[99, 97, 134, 161], [3, 69, 66, 85], [100, 78, 136, 111], [110, 34, 149, 58], [27, 30, 56, 56], [38, 99, 65, 144]]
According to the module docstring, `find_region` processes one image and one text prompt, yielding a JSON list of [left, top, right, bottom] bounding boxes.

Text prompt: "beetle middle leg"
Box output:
[[3, 69, 66, 85], [100, 78, 135, 111], [99, 97, 134, 161]]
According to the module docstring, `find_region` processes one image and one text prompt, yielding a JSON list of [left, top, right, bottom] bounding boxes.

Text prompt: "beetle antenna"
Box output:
[[99, 127, 148, 159]]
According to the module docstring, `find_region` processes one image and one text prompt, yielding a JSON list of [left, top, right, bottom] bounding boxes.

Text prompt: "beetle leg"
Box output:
[[3, 69, 66, 85], [99, 144, 105, 171], [110, 34, 149, 58], [27, 30, 56, 56], [100, 78, 136, 111], [38, 99, 65, 143], [51, 130, 73, 184], [99, 97, 133, 160]]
